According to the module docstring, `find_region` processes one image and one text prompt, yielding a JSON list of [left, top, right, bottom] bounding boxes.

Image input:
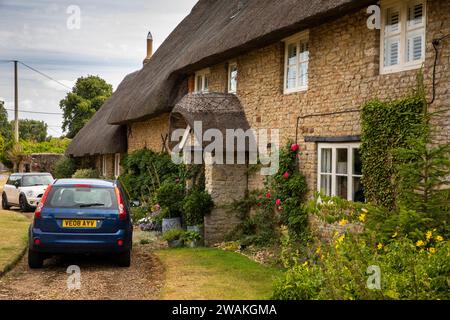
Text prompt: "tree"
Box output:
[[9, 119, 48, 142], [60, 75, 113, 138], [7, 143, 25, 173], [0, 101, 12, 143]]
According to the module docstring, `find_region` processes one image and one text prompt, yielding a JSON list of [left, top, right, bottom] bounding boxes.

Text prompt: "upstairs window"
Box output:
[[194, 69, 210, 93], [114, 153, 121, 178], [381, 0, 426, 74], [283, 30, 309, 94], [228, 62, 238, 94]]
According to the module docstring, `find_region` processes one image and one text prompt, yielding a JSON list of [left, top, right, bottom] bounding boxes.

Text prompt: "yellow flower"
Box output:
[[338, 219, 348, 226], [333, 231, 339, 238], [302, 261, 309, 267], [428, 247, 436, 254], [337, 234, 345, 243], [426, 231, 432, 241], [377, 243, 383, 250], [436, 235, 443, 242], [358, 213, 366, 222], [315, 247, 321, 254], [392, 231, 398, 238], [416, 240, 425, 247]]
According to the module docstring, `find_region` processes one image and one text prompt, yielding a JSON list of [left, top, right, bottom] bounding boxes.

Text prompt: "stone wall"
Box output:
[[307, 215, 364, 243], [128, 113, 170, 153], [204, 0, 449, 195], [204, 163, 248, 245]]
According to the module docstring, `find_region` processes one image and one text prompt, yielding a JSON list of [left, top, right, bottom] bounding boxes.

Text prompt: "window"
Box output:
[[228, 62, 238, 94], [194, 68, 210, 93], [114, 153, 121, 178], [283, 30, 309, 94], [381, 0, 426, 74], [102, 155, 107, 177], [317, 143, 364, 202]]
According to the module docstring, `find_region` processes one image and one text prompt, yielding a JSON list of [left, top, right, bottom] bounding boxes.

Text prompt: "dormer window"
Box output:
[[194, 68, 210, 93]]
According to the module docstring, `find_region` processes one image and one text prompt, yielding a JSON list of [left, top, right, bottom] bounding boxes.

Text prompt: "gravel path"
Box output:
[[0, 244, 164, 300]]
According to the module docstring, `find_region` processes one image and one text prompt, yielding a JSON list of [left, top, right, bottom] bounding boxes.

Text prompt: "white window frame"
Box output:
[[317, 142, 363, 201], [380, 0, 426, 74], [228, 61, 238, 94], [283, 30, 309, 94], [114, 153, 121, 178], [102, 155, 107, 177], [194, 68, 210, 93]]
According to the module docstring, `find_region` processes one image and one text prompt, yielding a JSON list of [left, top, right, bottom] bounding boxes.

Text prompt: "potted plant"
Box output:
[[182, 189, 213, 238], [155, 181, 185, 233], [162, 228, 185, 248], [182, 231, 202, 248]]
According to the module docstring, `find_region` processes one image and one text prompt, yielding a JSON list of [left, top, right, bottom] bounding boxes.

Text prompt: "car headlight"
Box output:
[[26, 191, 34, 197]]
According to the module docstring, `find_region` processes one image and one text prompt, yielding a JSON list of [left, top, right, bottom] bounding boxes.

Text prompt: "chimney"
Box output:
[[143, 31, 153, 65]]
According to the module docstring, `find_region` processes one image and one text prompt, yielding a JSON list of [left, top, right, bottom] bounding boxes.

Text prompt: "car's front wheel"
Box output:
[[117, 250, 131, 267], [19, 194, 32, 212], [28, 249, 44, 269], [1, 193, 11, 210]]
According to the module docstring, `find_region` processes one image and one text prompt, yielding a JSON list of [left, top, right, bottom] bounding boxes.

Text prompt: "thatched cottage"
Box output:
[[67, 0, 450, 244]]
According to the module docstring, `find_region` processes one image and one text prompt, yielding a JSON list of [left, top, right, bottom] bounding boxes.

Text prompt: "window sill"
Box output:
[[380, 61, 424, 75], [283, 87, 308, 95]]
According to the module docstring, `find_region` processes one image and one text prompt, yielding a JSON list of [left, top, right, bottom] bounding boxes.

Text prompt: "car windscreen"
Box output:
[[46, 186, 118, 209], [22, 175, 53, 187]]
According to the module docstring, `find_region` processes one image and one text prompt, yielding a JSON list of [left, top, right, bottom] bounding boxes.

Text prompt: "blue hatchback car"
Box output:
[[28, 179, 133, 268]]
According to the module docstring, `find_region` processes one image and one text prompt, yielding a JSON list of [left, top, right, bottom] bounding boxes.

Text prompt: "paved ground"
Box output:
[[0, 243, 164, 300]]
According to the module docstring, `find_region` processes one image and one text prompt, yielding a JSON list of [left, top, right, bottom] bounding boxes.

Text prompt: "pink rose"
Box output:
[[283, 172, 290, 179], [265, 192, 271, 199], [291, 144, 299, 152], [276, 199, 282, 206]]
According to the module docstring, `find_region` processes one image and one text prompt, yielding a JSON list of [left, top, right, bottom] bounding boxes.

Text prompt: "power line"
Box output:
[[18, 61, 72, 90], [5, 108, 63, 115]]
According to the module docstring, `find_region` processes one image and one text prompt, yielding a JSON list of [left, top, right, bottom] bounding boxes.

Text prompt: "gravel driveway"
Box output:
[[0, 244, 164, 300]]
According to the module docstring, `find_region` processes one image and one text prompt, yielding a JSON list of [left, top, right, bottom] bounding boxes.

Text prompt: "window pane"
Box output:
[[286, 66, 297, 89], [353, 177, 365, 202], [229, 65, 237, 92], [407, 34, 423, 62], [320, 175, 332, 196], [408, 3, 423, 27], [320, 148, 332, 173], [196, 76, 202, 92], [336, 148, 348, 174], [299, 41, 309, 62], [299, 62, 308, 87], [336, 176, 348, 199], [353, 148, 362, 175], [204, 75, 209, 91], [384, 38, 400, 66], [386, 8, 400, 34], [287, 44, 297, 65]]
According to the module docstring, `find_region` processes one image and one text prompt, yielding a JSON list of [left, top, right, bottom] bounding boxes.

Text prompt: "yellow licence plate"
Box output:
[[62, 219, 97, 228]]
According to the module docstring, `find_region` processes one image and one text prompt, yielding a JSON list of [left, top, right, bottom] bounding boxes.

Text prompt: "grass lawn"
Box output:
[[0, 210, 30, 275], [155, 247, 282, 300]]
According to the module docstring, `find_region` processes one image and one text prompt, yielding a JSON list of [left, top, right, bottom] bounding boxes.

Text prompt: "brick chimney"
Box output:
[[143, 31, 153, 65]]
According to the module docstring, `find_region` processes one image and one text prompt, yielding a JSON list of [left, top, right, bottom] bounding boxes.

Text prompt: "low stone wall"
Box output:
[[308, 215, 364, 242]]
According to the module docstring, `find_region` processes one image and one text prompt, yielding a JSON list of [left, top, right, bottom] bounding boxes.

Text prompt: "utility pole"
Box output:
[[14, 60, 19, 143]]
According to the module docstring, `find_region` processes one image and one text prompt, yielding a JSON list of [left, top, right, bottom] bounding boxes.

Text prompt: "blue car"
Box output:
[[28, 179, 133, 268]]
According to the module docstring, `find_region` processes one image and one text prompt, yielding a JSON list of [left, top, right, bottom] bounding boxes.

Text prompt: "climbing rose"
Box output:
[[283, 171, 290, 179], [291, 143, 299, 152], [276, 199, 282, 206], [265, 192, 271, 199]]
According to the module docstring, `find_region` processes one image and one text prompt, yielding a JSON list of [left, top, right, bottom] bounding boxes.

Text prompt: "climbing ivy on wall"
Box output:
[[360, 95, 426, 210]]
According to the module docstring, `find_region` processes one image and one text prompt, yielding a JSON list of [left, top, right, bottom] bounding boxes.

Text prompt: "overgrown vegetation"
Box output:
[[52, 157, 77, 179], [72, 168, 100, 179]]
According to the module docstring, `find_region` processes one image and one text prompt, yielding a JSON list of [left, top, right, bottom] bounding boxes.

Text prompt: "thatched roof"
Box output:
[[66, 71, 138, 157], [169, 93, 253, 152], [107, 0, 373, 125]]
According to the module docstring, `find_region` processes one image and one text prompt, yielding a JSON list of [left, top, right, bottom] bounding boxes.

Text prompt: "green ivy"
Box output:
[[361, 95, 425, 209]]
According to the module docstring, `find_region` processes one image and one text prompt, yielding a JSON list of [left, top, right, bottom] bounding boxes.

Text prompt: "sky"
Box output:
[[0, 0, 197, 137]]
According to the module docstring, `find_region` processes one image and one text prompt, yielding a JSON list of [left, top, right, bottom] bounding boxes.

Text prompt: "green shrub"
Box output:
[[52, 157, 77, 178], [162, 228, 185, 242], [181, 231, 202, 242], [182, 189, 213, 226], [72, 168, 100, 179], [155, 182, 185, 218]]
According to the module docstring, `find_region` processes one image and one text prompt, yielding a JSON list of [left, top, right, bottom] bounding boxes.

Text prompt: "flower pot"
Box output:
[[167, 239, 183, 248], [187, 225, 204, 246], [162, 217, 181, 234]]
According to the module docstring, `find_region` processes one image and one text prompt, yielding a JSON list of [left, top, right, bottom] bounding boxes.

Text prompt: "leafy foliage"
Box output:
[[59, 75, 112, 138], [154, 181, 185, 218], [10, 119, 47, 142], [72, 168, 100, 179], [0, 101, 12, 143], [20, 138, 71, 155], [162, 228, 185, 242], [52, 157, 77, 178], [360, 96, 425, 209], [182, 188, 213, 225]]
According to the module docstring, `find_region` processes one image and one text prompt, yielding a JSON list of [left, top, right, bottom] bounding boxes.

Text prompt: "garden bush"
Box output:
[[155, 181, 185, 218], [52, 157, 77, 178], [182, 188, 213, 226], [72, 168, 100, 179]]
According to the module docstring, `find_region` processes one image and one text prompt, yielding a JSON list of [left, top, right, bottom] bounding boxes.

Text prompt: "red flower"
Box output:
[[283, 171, 290, 179], [291, 144, 299, 152], [276, 199, 282, 206], [265, 192, 271, 199]]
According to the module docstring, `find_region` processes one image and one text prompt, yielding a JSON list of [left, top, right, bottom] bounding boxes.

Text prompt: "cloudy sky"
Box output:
[[0, 0, 197, 137]]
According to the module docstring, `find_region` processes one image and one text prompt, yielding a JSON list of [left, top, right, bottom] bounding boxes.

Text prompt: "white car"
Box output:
[[2, 173, 54, 212]]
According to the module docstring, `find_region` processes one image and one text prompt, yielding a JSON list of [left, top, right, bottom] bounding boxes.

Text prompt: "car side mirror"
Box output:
[[130, 200, 141, 208], [14, 181, 20, 188]]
